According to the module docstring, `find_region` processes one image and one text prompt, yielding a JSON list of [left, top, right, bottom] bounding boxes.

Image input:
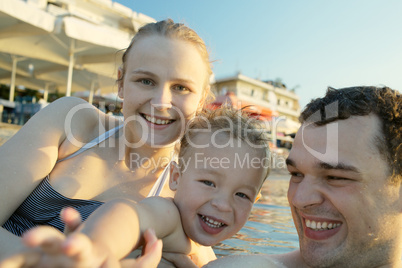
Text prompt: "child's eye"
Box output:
[[236, 192, 250, 200], [201, 180, 215, 187], [172, 85, 190, 92]]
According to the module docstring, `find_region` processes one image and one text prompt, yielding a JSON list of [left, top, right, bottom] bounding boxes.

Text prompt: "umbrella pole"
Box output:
[[43, 83, 50, 102], [66, 39, 75, 97], [9, 56, 25, 102], [88, 81, 95, 104]]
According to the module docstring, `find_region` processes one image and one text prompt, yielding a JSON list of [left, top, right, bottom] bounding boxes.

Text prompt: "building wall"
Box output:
[[213, 73, 301, 131]]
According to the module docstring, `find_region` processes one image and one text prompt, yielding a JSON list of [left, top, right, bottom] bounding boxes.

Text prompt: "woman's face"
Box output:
[[119, 35, 209, 148]]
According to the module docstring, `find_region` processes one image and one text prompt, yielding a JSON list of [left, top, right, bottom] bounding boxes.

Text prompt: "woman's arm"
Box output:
[[0, 97, 101, 259]]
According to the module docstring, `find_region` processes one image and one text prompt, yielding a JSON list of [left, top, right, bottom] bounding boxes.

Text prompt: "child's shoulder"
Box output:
[[140, 196, 178, 214]]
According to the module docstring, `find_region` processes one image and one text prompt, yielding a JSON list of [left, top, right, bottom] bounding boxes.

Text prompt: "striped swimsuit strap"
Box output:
[[54, 123, 170, 197], [57, 124, 123, 163]]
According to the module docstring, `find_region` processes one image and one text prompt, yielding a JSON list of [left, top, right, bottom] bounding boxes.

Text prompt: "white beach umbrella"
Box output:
[[0, 0, 154, 101]]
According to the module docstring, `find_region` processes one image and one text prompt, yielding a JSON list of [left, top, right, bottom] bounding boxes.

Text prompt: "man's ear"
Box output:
[[117, 67, 124, 99], [169, 161, 181, 191]]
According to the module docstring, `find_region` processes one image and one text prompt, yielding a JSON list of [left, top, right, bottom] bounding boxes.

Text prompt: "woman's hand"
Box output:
[[0, 228, 162, 268]]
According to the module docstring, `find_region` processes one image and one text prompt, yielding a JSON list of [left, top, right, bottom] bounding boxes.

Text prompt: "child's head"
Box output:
[[169, 106, 270, 246]]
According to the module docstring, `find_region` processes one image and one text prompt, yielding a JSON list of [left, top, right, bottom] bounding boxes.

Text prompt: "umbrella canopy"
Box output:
[[0, 0, 154, 101], [208, 92, 276, 120]]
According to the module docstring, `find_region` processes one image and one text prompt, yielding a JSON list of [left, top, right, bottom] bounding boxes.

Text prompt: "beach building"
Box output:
[[212, 73, 301, 148]]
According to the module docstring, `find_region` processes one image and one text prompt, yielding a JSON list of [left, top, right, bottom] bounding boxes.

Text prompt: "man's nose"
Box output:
[[288, 176, 324, 209]]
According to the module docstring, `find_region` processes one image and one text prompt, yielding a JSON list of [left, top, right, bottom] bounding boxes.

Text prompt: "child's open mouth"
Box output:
[[200, 214, 226, 228]]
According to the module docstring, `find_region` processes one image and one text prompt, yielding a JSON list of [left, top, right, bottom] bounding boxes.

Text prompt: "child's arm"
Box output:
[[0, 198, 181, 268], [73, 197, 182, 264]]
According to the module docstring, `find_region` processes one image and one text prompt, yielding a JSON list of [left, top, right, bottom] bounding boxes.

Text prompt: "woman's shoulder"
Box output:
[[44, 97, 119, 138], [35, 97, 121, 156]]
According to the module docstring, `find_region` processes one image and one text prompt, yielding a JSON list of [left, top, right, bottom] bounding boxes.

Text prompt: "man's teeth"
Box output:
[[306, 219, 341, 230], [144, 115, 172, 125], [201, 215, 224, 228]]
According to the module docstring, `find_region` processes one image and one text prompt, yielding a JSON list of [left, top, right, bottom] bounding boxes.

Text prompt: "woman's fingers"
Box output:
[[22, 226, 66, 254], [61, 207, 82, 234], [0, 249, 41, 268]]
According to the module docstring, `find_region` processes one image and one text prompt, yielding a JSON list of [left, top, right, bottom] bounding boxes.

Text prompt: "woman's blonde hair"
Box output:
[[119, 19, 214, 106]]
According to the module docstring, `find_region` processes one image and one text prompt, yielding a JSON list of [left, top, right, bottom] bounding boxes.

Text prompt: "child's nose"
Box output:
[[211, 194, 233, 212]]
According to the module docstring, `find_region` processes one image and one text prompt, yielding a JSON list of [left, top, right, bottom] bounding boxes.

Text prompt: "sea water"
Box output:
[[213, 172, 299, 257]]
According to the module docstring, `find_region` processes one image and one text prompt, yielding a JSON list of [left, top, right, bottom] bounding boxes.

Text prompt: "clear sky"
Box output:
[[115, 0, 402, 108]]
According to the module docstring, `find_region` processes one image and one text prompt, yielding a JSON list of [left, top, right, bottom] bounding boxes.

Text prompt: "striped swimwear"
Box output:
[[2, 124, 171, 236]]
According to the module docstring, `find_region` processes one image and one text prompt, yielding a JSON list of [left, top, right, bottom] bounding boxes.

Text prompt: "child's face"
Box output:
[[118, 35, 208, 147], [170, 133, 267, 246]]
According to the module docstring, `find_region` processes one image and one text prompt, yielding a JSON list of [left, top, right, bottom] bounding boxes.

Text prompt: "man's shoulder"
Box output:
[[203, 250, 305, 268]]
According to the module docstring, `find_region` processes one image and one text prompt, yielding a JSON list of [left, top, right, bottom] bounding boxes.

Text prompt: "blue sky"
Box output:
[[115, 0, 402, 108]]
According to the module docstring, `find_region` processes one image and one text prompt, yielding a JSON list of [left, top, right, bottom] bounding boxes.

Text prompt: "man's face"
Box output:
[[287, 114, 402, 267]]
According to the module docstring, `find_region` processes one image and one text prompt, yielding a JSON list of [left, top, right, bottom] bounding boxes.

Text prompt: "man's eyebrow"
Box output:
[[285, 158, 295, 167], [286, 157, 361, 174], [318, 162, 361, 173]]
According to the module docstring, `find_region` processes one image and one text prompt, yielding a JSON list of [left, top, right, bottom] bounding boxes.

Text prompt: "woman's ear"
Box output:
[[117, 67, 124, 99], [169, 161, 181, 191]]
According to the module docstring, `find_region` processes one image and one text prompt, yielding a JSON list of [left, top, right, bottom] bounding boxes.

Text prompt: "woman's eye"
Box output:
[[172, 85, 189, 92], [201, 180, 215, 187], [138, 79, 153, 86], [236, 192, 250, 200]]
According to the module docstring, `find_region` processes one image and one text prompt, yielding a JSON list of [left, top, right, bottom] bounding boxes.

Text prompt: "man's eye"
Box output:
[[327, 176, 349, 181], [172, 85, 189, 92], [289, 172, 303, 183]]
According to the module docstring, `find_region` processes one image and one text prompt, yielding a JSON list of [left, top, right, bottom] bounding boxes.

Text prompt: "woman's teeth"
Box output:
[[144, 115, 172, 125], [201, 215, 224, 228], [306, 219, 341, 230]]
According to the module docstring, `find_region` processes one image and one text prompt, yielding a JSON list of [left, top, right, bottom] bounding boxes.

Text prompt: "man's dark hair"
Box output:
[[300, 86, 401, 181]]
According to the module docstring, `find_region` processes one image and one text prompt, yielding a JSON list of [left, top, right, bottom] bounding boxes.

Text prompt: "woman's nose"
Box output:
[[150, 86, 172, 111]]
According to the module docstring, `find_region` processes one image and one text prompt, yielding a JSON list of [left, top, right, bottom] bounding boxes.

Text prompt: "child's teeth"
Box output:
[[201, 215, 224, 228]]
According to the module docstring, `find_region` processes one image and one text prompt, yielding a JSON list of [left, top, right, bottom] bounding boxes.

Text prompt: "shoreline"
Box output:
[[0, 122, 21, 146]]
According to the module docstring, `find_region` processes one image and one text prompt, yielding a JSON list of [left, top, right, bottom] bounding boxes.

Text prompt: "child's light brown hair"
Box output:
[[179, 105, 271, 181]]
